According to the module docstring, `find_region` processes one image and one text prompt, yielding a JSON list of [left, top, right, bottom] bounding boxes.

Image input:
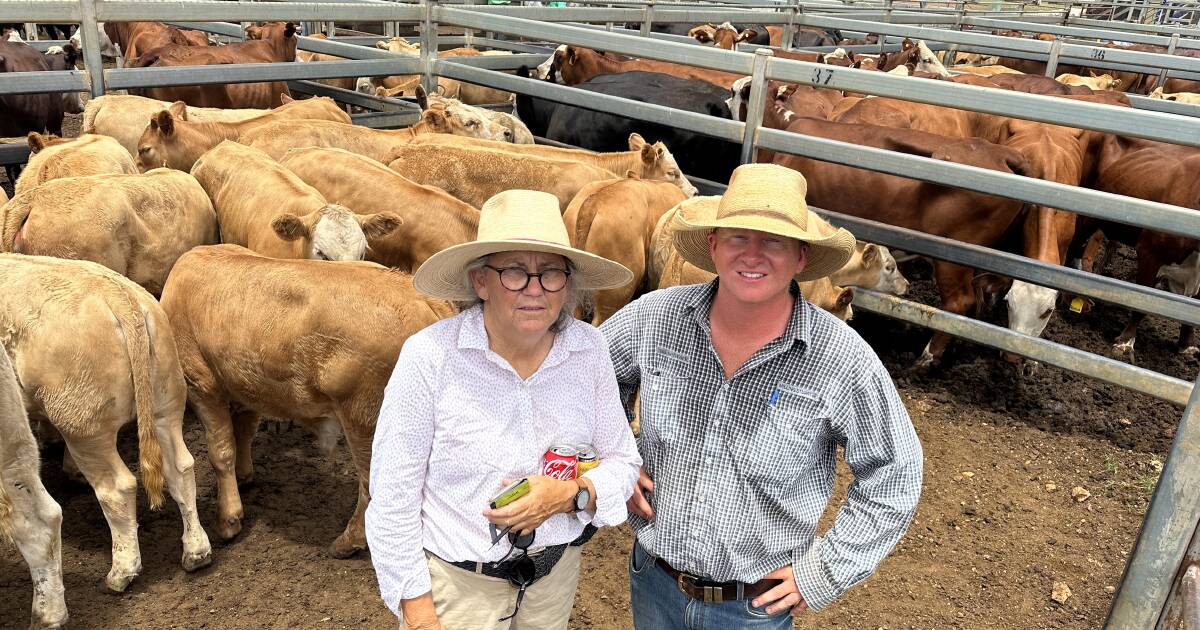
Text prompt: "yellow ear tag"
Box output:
[[1069, 297, 1085, 313]]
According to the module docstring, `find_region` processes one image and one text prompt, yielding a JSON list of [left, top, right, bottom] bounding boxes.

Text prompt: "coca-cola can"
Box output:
[[542, 445, 579, 481], [576, 444, 599, 475]]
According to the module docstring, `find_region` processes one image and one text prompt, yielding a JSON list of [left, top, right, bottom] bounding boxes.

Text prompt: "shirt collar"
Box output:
[[686, 279, 811, 349], [456, 305, 591, 371]]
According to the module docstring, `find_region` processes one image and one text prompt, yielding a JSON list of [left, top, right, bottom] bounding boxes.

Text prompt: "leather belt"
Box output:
[[655, 558, 782, 604]]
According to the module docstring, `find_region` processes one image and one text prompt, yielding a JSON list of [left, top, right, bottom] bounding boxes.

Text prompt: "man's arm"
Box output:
[[792, 347, 924, 611], [599, 297, 643, 418]]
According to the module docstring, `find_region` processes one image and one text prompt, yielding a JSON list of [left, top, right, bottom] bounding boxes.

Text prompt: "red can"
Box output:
[[542, 445, 579, 481]]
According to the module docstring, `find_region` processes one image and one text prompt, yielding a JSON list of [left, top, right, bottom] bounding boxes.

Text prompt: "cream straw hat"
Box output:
[[413, 189, 634, 301], [671, 164, 856, 282]]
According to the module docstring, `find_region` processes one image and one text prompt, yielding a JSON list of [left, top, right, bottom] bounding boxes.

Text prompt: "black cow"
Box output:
[[516, 68, 740, 183], [0, 40, 66, 183], [791, 27, 842, 48]]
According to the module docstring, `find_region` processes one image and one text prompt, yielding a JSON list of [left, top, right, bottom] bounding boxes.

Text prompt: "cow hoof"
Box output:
[[30, 615, 68, 630], [913, 350, 938, 370], [329, 536, 366, 559], [1018, 359, 1041, 378], [215, 516, 242, 542], [1112, 340, 1136, 364], [182, 548, 213, 572], [104, 571, 138, 594]]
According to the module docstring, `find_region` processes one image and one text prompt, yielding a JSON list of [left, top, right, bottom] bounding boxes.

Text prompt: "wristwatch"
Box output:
[[571, 480, 591, 513]]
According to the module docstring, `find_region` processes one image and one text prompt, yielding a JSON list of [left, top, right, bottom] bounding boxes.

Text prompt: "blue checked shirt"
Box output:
[[600, 280, 923, 611]]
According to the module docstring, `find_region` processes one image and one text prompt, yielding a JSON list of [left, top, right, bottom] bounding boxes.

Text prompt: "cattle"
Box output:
[[15, 133, 137, 195], [0, 254, 213, 592], [83, 94, 271, 156], [239, 101, 510, 162], [134, 96, 351, 171], [767, 116, 1031, 366], [2, 170, 218, 295], [279, 146, 479, 271], [877, 39, 952, 77], [689, 22, 760, 50], [553, 45, 746, 89], [516, 69, 741, 183], [948, 64, 1023, 76], [416, 86, 527, 143], [563, 177, 689, 323], [362, 38, 514, 105], [408, 131, 698, 196], [0, 339, 67, 630], [0, 40, 66, 184], [388, 143, 617, 211], [70, 22, 122, 61], [191, 141, 401, 261], [42, 44, 84, 115], [293, 33, 358, 94], [1149, 87, 1200, 103], [130, 22, 297, 108], [951, 71, 1093, 96], [830, 239, 910, 296], [159, 244, 453, 552], [1055, 72, 1123, 91], [106, 21, 210, 66], [780, 26, 842, 48]]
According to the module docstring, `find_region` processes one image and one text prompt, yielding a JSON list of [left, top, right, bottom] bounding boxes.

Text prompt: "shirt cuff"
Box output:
[[793, 538, 840, 611], [583, 464, 628, 527]]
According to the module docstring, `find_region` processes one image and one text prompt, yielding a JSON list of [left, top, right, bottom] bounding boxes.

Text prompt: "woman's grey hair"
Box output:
[[459, 253, 594, 332]]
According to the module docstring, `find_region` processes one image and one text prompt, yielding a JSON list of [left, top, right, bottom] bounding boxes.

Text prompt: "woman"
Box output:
[[366, 189, 643, 629]]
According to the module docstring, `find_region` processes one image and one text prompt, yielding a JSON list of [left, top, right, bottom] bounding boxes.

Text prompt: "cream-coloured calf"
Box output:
[[84, 94, 269, 156], [280, 147, 479, 271], [0, 254, 212, 593], [191, 141, 401, 260], [1055, 72, 1122, 91], [388, 144, 618, 211], [0, 341, 67, 629], [1, 170, 218, 296], [1149, 86, 1200, 104], [15, 133, 136, 195], [417, 87, 529, 144]]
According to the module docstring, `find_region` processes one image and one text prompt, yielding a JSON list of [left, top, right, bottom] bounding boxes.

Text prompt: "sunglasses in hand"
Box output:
[[498, 529, 537, 622]]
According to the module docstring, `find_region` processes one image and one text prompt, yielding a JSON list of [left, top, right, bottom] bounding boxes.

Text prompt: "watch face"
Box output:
[[575, 488, 590, 511]]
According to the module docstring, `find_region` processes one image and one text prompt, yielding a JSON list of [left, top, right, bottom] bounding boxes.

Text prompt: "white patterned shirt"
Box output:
[[600, 281, 923, 611], [366, 306, 642, 616]]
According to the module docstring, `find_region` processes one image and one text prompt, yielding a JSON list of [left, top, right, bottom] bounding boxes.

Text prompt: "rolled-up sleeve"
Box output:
[[579, 342, 642, 527], [792, 348, 924, 611], [365, 333, 440, 617]]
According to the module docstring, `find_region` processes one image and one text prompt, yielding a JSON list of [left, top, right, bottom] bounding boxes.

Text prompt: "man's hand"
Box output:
[[750, 565, 809, 616], [483, 476, 576, 536], [626, 466, 655, 520]]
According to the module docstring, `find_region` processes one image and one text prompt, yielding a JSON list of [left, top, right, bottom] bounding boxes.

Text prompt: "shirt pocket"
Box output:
[[743, 384, 829, 487], [638, 349, 693, 445]]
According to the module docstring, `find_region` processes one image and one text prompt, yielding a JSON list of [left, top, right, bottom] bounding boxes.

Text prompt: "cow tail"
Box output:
[[0, 195, 32, 252], [572, 194, 601, 253], [99, 276, 165, 509], [81, 97, 102, 134]]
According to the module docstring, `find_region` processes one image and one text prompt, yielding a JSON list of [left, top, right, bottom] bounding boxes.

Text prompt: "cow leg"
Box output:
[[190, 395, 244, 542], [329, 411, 371, 559], [152, 404, 212, 572], [231, 409, 260, 487], [64, 433, 142, 592], [917, 262, 977, 368], [61, 449, 88, 484], [3, 462, 67, 628], [1178, 325, 1197, 356], [1113, 314, 1144, 364]]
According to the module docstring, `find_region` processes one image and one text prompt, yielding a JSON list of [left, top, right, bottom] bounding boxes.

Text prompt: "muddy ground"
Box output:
[[0, 101, 1193, 629]]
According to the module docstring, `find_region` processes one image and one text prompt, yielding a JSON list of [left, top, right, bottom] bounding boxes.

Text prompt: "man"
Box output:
[[601, 163, 923, 628]]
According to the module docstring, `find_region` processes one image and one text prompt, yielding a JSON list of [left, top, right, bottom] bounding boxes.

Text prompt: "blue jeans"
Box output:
[[629, 540, 793, 630]]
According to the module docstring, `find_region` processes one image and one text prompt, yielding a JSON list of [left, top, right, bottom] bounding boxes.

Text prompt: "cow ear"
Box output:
[[375, 40, 388, 49], [862, 243, 879, 263], [423, 109, 447, 131], [416, 84, 429, 110], [169, 100, 188, 120], [280, 93, 294, 104], [271, 214, 310, 241], [836, 287, 855, 311], [245, 25, 261, 39], [625, 169, 638, 178], [627, 133, 645, 149], [27, 132, 46, 154], [640, 142, 657, 163], [738, 28, 757, 42], [155, 110, 175, 136], [358, 212, 403, 239], [285, 23, 297, 38], [567, 47, 577, 64]]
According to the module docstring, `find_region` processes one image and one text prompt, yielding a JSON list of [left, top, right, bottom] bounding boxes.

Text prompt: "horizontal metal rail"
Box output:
[[853, 289, 1193, 404], [287, 79, 414, 110], [0, 70, 87, 95], [97, 0, 424, 22]]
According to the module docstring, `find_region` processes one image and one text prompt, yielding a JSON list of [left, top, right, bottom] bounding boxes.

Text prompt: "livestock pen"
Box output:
[[1, 0, 1199, 627]]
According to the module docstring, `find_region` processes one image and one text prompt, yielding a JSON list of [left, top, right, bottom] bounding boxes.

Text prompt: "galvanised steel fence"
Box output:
[[1, 1, 1198, 626]]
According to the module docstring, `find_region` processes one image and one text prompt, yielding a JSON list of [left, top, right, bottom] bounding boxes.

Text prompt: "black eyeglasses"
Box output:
[[484, 265, 570, 293], [498, 530, 537, 622]]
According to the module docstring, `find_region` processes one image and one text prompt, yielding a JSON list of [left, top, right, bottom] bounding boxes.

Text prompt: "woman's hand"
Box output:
[[401, 593, 443, 630], [483, 475, 577, 536]]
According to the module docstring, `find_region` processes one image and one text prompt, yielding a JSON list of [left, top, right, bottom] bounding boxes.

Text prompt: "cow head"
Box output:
[[871, 246, 909, 295], [627, 133, 697, 197], [688, 24, 718, 45], [272, 205, 403, 261], [1003, 278, 1057, 340], [26, 132, 69, 154], [136, 102, 190, 172], [1158, 251, 1200, 297], [421, 102, 508, 141], [535, 45, 565, 81]]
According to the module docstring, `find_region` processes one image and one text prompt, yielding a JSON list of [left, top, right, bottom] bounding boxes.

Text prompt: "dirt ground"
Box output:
[[0, 100, 1192, 630]]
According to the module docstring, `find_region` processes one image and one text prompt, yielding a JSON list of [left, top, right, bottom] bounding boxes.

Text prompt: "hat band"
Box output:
[[716, 206, 808, 231]]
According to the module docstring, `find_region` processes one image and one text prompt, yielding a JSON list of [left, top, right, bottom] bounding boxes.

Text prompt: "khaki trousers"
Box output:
[[422, 546, 581, 630]]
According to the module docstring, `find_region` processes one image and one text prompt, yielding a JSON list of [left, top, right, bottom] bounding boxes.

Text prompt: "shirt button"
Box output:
[[705, 457, 713, 465], [698, 496, 705, 504]]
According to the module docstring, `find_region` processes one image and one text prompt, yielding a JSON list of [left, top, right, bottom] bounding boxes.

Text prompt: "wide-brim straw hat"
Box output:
[[413, 189, 634, 301], [672, 163, 856, 282]]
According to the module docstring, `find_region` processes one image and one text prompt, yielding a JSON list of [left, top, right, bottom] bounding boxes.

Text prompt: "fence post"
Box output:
[[641, 0, 655, 38], [76, 0, 106, 98], [740, 48, 772, 165], [1157, 32, 1180, 89], [1043, 39, 1063, 77], [420, 0, 438, 96], [781, 0, 798, 52], [1105, 372, 1200, 629]]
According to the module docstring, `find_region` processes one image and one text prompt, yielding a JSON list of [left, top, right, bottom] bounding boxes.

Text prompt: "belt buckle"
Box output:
[[676, 572, 723, 604]]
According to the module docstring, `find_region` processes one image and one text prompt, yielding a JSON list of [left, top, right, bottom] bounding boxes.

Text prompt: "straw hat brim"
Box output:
[[412, 238, 635, 301], [671, 197, 856, 282]]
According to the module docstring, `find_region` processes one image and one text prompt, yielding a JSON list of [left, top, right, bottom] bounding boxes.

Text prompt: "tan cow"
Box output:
[[947, 64, 1023, 76], [563, 177, 688, 324], [829, 240, 909, 295], [83, 93, 269, 156], [0, 339, 67, 630], [363, 39, 513, 105], [191, 141, 401, 260], [294, 33, 359, 93], [134, 96, 351, 172], [14, 133, 136, 195], [1, 170, 218, 296], [279, 147, 479, 271], [388, 144, 618, 211], [159, 244, 453, 553], [1149, 86, 1200, 103], [417, 86, 528, 144], [1055, 72, 1121, 90], [239, 101, 509, 162], [0, 254, 212, 592]]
